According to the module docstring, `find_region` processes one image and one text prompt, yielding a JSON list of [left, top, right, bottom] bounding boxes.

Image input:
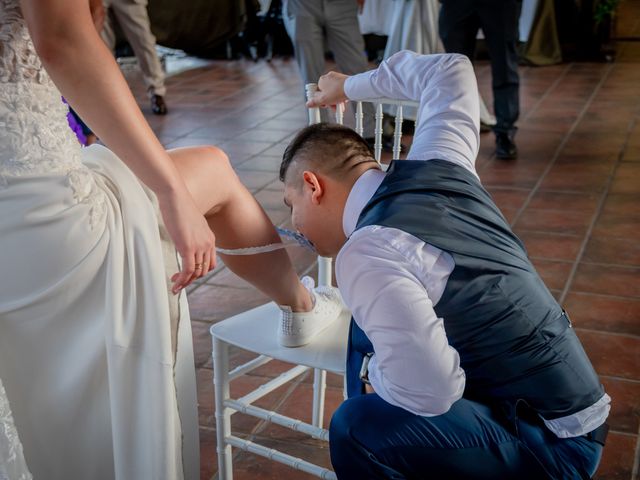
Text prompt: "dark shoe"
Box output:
[[364, 135, 406, 155], [480, 120, 493, 133], [151, 95, 168, 115], [495, 132, 517, 159]]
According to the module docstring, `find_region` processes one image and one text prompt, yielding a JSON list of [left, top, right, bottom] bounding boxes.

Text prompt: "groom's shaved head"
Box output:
[[280, 123, 378, 188]]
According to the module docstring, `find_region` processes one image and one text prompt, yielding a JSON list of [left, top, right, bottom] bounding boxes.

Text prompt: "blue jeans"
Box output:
[[329, 395, 602, 479]]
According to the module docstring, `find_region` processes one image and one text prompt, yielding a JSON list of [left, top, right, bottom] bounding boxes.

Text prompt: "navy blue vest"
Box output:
[[346, 160, 603, 421]]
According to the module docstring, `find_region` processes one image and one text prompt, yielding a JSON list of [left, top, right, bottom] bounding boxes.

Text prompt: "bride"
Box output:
[[0, 0, 341, 478]]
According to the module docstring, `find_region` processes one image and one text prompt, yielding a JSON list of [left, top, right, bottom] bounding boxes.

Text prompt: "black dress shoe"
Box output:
[[495, 132, 517, 159], [151, 94, 168, 115]]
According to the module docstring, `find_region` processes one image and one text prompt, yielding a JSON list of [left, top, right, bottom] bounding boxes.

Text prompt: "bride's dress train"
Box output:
[[0, 378, 32, 480], [0, 1, 199, 478]]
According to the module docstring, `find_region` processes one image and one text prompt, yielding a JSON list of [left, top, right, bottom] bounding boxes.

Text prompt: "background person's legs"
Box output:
[[325, 0, 376, 138], [101, 0, 117, 50], [437, 1, 496, 132], [108, 0, 167, 99], [329, 394, 600, 479], [438, 0, 480, 64], [477, 0, 521, 137], [283, 0, 330, 121]]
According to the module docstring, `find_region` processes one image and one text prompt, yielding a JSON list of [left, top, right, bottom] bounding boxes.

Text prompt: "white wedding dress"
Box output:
[[0, 1, 199, 479]]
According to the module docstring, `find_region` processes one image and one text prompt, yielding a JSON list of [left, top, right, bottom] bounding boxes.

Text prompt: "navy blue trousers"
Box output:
[[329, 395, 602, 479]]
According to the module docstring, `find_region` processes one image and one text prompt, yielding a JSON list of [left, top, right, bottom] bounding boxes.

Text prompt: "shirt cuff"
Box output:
[[344, 71, 378, 102]]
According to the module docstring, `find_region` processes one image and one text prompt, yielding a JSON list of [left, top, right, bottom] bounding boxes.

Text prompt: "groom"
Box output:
[[279, 51, 610, 479]]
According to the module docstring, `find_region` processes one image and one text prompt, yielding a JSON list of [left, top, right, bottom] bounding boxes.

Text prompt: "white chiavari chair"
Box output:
[[210, 84, 418, 480]]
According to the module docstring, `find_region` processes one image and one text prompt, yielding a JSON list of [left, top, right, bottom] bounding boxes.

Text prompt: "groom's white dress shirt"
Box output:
[[335, 51, 610, 437]]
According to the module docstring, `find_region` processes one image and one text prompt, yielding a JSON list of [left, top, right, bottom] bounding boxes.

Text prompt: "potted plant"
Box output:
[[593, 0, 620, 60]]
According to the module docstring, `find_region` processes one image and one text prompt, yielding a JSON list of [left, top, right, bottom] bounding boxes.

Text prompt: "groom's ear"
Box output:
[[302, 171, 324, 205]]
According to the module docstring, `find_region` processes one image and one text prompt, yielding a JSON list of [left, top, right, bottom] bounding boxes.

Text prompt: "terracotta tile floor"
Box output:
[[122, 7, 640, 478]]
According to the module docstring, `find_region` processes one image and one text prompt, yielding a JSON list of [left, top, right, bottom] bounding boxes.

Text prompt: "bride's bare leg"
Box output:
[[168, 146, 312, 312]]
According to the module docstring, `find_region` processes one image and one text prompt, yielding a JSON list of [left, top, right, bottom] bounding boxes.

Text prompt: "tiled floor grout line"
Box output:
[[560, 106, 640, 304], [532, 259, 640, 295], [238, 370, 315, 451], [201, 282, 258, 291], [529, 256, 575, 264], [192, 318, 216, 327], [517, 64, 573, 122], [563, 289, 640, 302], [476, 63, 572, 174], [516, 186, 618, 195], [519, 230, 583, 238], [600, 374, 640, 384], [509, 63, 615, 231], [487, 185, 532, 191], [167, 104, 302, 147], [608, 429, 639, 438], [574, 326, 640, 340], [162, 65, 304, 140], [171, 58, 275, 87], [578, 260, 640, 270]]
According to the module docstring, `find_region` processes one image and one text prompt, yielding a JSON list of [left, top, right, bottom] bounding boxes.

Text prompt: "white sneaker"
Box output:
[[278, 276, 345, 347]]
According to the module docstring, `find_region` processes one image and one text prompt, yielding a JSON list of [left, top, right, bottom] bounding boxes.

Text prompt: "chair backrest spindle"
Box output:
[[374, 103, 384, 164], [335, 103, 345, 125], [305, 84, 322, 125], [393, 105, 404, 160], [355, 102, 364, 137]]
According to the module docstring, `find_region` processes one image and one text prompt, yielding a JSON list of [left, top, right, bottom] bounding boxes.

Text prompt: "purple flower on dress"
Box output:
[[62, 97, 87, 145]]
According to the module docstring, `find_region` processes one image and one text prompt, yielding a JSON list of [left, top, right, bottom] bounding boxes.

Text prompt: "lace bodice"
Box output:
[[0, 0, 84, 177], [0, 0, 48, 85]]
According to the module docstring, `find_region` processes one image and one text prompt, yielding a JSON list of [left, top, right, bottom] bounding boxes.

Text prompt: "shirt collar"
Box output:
[[343, 168, 386, 237]]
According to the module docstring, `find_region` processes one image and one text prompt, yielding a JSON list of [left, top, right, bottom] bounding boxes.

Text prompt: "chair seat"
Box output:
[[210, 302, 350, 374]]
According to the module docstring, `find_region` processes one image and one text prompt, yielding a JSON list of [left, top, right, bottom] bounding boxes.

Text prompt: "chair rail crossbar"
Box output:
[[228, 354, 272, 380], [225, 435, 338, 480], [224, 399, 330, 441]]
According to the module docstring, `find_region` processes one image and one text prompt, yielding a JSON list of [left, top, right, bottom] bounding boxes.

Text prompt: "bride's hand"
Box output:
[[157, 190, 216, 294]]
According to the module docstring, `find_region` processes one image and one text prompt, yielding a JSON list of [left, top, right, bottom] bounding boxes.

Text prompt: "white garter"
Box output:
[[217, 228, 315, 256]]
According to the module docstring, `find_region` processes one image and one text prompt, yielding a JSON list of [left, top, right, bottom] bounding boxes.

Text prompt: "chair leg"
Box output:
[[311, 368, 327, 430], [213, 336, 233, 480]]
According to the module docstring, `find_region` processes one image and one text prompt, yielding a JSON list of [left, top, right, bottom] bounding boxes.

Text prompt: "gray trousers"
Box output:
[[283, 0, 375, 136], [102, 0, 166, 97]]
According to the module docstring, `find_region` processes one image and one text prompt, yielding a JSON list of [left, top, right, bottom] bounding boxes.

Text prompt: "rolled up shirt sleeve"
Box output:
[[336, 226, 466, 416]]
